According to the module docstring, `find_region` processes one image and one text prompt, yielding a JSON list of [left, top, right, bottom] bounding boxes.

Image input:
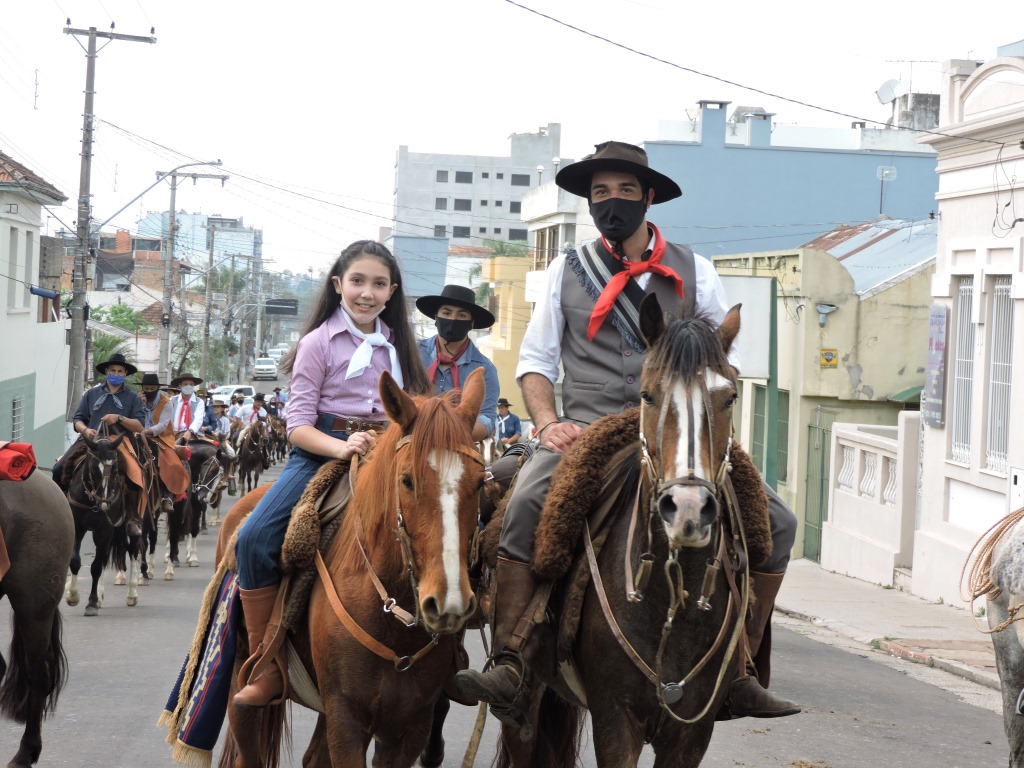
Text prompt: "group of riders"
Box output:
[[50, 354, 288, 540]]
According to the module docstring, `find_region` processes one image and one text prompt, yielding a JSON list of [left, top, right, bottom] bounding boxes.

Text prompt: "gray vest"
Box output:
[[559, 240, 697, 426]]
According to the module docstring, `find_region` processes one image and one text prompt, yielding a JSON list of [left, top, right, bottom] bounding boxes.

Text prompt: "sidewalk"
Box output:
[[776, 558, 1000, 691]]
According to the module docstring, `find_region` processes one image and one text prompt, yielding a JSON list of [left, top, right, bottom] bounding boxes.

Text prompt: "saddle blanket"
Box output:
[[159, 564, 241, 768]]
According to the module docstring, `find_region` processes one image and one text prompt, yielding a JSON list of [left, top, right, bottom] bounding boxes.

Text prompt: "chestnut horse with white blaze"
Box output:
[[217, 368, 487, 768]]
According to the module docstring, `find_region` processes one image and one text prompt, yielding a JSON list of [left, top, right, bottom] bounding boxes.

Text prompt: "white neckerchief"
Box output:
[[342, 307, 403, 387]]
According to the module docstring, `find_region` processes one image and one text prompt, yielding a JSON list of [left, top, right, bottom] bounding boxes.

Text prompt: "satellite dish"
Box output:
[[875, 79, 908, 104]]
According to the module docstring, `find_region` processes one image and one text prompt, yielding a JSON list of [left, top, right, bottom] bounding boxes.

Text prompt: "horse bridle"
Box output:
[[314, 433, 484, 672], [69, 436, 127, 527], [586, 369, 752, 725], [193, 456, 223, 500]]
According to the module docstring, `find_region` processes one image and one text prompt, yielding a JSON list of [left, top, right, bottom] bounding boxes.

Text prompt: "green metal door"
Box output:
[[803, 409, 836, 562]]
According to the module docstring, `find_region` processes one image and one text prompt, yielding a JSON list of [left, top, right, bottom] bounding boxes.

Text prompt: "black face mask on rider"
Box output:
[[589, 195, 649, 246], [435, 317, 473, 344]]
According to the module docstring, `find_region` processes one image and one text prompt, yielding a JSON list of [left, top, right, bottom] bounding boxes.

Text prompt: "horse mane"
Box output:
[[339, 390, 471, 579], [646, 312, 731, 383]]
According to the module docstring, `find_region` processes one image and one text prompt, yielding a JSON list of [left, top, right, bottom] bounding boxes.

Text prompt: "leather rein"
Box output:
[[315, 434, 484, 671], [584, 371, 751, 724]]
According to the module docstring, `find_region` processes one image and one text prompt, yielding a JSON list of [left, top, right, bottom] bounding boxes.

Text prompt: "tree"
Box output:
[[92, 303, 152, 334]]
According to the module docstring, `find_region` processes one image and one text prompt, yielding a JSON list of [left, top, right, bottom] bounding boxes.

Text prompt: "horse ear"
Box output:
[[717, 303, 742, 355], [456, 368, 485, 429], [639, 293, 666, 347], [379, 370, 417, 430]]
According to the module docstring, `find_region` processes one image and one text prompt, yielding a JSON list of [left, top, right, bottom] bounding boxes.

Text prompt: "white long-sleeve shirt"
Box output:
[[516, 245, 741, 385], [168, 394, 205, 434], [237, 404, 268, 424]]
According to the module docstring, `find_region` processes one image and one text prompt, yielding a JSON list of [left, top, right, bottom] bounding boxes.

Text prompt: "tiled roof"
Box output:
[[0, 149, 67, 204]]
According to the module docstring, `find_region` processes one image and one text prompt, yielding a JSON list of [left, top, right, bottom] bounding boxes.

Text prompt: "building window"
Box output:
[[494, 228, 502, 234], [497, 173, 504, 179], [435, 198, 447, 210], [455, 171, 473, 183], [534, 225, 559, 269], [436, 170, 448, 182], [480, 200, 488, 206], [434, 225, 447, 238], [508, 228, 528, 241], [454, 199, 472, 212], [11, 395, 24, 441], [479, 227, 487, 234], [750, 386, 788, 481], [482, 172, 489, 179], [7, 227, 19, 308], [510, 201, 521, 214], [452, 226, 470, 238], [986, 275, 1014, 473], [495, 200, 503, 207], [950, 276, 975, 464], [510, 174, 531, 187]]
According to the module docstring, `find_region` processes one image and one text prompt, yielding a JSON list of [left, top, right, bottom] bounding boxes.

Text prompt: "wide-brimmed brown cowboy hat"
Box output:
[[555, 141, 682, 204], [169, 373, 204, 387], [416, 284, 495, 329], [95, 353, 138, 376]]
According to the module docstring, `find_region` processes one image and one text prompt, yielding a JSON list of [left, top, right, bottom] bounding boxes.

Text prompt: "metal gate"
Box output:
[[803, 409, 836, 562]]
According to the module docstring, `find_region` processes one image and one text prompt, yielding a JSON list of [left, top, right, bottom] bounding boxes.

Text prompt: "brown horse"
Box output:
[[237, 421, 267, 494], [217, 368, 486, 767], [496, 295, 748, 768], [0, 470, 74, 768]]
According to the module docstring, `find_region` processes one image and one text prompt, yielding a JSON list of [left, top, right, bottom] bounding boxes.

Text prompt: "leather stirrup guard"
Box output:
[[505, 580, 554, 656], [237, 578, 291, 705]]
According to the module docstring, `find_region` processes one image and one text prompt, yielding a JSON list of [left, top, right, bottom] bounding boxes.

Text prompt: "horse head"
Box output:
[[374, 367, 486, 635], [638, 293, 741, 549], [80, 432, 127, 514]]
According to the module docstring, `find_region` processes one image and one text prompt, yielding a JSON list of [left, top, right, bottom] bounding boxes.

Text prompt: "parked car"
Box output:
[[253, 358, 279, 381], [210, 384, 256, 399], [267, 348, 285, 361]]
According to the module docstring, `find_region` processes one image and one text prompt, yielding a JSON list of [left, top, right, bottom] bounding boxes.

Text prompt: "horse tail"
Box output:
[[0, 604, 68, 722], [494, 688, 584, 768]]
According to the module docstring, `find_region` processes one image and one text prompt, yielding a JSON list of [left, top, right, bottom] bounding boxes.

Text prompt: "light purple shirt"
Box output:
[[286, 306, 398, 438]]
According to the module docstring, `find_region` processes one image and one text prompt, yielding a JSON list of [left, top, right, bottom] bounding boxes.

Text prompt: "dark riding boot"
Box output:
[[727, 571, 800, 718], [454, 558, 549, 719], [232, 584, 285, 708]]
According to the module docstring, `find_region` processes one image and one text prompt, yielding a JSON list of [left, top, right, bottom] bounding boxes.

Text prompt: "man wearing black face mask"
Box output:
[[416, 284, 500, 442], [456, 141, 800, 727]]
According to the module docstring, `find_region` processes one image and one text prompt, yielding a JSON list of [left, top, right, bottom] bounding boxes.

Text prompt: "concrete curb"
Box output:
[[776, 605, 1002, 692]]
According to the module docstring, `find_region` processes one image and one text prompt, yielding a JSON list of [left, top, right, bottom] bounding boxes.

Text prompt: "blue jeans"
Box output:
[[235, 415, 347, 589]]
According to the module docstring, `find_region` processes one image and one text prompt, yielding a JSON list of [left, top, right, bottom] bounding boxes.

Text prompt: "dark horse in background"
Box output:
[[237, 420, 267, 494], [0, 470, 74, 768], [179, 439, 223, 565], [64, 433, 147, 615], [215, 369, 486, 768], [495, 295, 751, 767]]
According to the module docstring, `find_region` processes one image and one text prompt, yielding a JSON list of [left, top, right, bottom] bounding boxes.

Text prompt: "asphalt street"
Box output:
[[0, 455, 1011, 767]]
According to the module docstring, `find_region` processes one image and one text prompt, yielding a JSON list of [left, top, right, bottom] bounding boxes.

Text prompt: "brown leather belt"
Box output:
[[323, 414, 390, 434]]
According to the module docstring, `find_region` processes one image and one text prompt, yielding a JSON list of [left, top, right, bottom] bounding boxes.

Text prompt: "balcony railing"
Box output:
[[820, 411, 920, 587]]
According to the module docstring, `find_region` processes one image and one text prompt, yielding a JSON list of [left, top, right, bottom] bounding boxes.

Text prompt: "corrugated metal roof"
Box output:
[[800, 217, 936, 295]]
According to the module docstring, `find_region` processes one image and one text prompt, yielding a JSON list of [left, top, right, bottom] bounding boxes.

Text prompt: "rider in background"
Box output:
[[231, 240, 430, 709]]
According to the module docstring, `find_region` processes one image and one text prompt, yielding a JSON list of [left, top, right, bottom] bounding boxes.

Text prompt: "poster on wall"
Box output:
[[923, 303, 948, 427]]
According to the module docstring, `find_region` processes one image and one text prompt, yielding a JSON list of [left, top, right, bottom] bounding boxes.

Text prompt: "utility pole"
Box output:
[[254, 255, 264, 362], [155, 168, 228, 383], [200, 226, 215, 380], [225, 252, 236, 378], [64, 23, 156, 425]]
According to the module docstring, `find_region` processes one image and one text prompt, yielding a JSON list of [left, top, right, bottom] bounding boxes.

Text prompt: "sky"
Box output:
[[1, 0, 1018, 280]]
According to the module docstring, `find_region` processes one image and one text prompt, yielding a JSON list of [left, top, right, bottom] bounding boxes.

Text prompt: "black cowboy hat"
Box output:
[[555, 141, 682, 204], [416, 284, 495, 329], [253, 392, 266, 402], [140, 372, 164, 387], [169, 373, 204, 387], [95, 352, 138, 376], [497, 398, 513, 408]]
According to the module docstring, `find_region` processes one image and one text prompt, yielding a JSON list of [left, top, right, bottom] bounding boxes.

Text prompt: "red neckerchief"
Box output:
[[178, 397, 192, 431], [588, 223, 684, 340], [427, 337, 470, 390]]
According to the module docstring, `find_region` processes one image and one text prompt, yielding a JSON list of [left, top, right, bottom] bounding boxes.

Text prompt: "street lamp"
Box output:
[[552, 157, 560, 177], [536, 164, 544, 185]]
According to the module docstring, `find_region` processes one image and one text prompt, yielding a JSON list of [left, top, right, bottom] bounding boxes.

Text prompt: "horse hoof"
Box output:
[[138, 577, 149, 586], [419, 741, 445, 768], [188, 559, 199, 567], [84, 604, 99, 617], [172, 558, 181, 567], [65, 593, 79, 607], [127, 596, 137, 607], [114, 572, 126, 586], [164, 572, 174, 581]]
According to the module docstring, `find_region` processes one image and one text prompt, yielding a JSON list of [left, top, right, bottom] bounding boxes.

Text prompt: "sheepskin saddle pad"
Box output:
[[530, 407, 772, 582]]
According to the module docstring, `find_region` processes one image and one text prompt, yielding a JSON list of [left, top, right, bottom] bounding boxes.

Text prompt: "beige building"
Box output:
[[713, 218, 935, 562], [481, 253, 531, 407]]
